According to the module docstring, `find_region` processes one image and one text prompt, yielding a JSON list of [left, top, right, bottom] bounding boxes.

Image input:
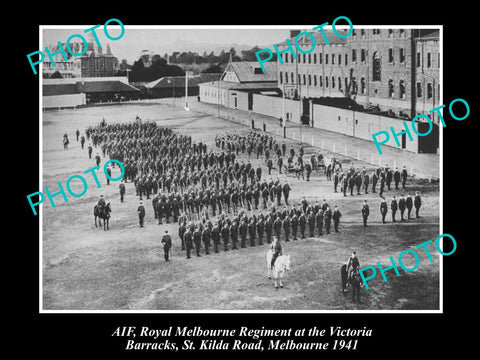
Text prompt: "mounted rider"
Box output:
[[346, 251, 360, 285], [98, 194, 106, 212], [270, 236, 282, 269]]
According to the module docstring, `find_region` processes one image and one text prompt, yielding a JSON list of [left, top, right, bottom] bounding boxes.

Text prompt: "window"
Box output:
[[427, 53, 432, 68], [284, 53, 288, 63], [338, 76, 342, 90], [399, 29, 404, 37], [313, 53, 317, 64], [280, 71, 283, 84], [352, 49, 356, 62], [388, 29, 393, 37], [303, 53, 306, 63], [345, 54, 348, 65], [338, 54, 341, 65], [361, 77, 366, 94], [332, 76, 335, 88], [319, 53, 323, 64], [326, 54, 329, 64], [388, 79, 394, 98], [332, 54, 335, 64], [388, 48, 394, 63], [284, 72, 288, 84], [345, 77, 348, 91], [290, 54, 294, 63], [303, 74, 306, 85], [417, 53, 421, 67], [417, 82, 422, 98], [427, 83, 433, 99], [314, 75, 317, 87], [400, 48, 405, 63], [361, 29, 365, 38], [291, 72, 294, 83], [372, 51, 381, 81], [308, 53, 311, 64], [326, 76, 329, 88], [320, 76, 323, 87], [308, 74, 312, 86], [399, 80, 406, 99], [254, 67, 263, 74], [361, 49, 366, 63]]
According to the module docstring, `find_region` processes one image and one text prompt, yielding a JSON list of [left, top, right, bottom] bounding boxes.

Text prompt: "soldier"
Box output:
[[270, 236, 283, 270], [307, 211, 314, 237], [332, 205, 342, 233], [193, 226, 202, 257], [401, 166, 408, 189], [210, 192, 217, 217], [299, 212, 307, 239], [363, 172, 370, 194], [394, 167, 401, 189], [291, 213, 299, 240], [152, 194, 159, 219], [380, 197, 388, 224], [265, 216, 273, 244], [88, 144, 93, 159], [398, 195, 406, 221], [282, 215, 291, 242], [414, 192, 422, 218], [179, 222, 187, 251], [117, 179, 125, 202], [95, 153, 101, 166], [157, 199, 165, 225], [273, 216, 282, 239], [282, 180, 291, 205], [386, 168, 393, 191], [391, 195, 398, 223], [305, 162, 312, 181], [184, 228, 193, 259], [267, 158, 273, 175], [161, 230, 172, 262], [239, 220, 248, 248], [137, 201, 145, 228], [248, 219, 257, 246], [211, 222, 221, 253], [230, 221, 239, 250], [253, 187, 260, 210], [277, 157, 283, 174], [379, 175, 385, 198], [341, 174, 348, 197], [406, 193, 414, 219], [315, 209, 324, 236], [346, 251, 360, 286], [221, 223, 230, 251], [202, 225, 211, 255], [361, 200, 370, 227], [371, 171, 378, 193], [333, 171, 339, 192], [256, 218, 265, 245], [324, 206, 332, 234], [348, 174, 355, 196]]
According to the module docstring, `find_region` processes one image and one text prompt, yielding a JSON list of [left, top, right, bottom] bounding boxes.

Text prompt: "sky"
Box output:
[[42, 26, 293, 64]]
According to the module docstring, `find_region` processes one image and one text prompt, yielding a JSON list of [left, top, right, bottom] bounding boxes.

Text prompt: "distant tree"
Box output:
[[202, 64, 223, 73], [229, 47, 237, 59], [50, 71, 63, 79], [241, 46, 277, 62]]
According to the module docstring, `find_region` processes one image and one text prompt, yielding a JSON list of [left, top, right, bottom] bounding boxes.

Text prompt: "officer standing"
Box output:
[[363, 172, 370, 194], [291, 213, 299, 240], [333, 171, 339, 192], [202, 225, 211, 255], [230, 221, 239, 250], [282, 180, 291, 205], [315, 209, 324, 236], [256, 218, 265, 245], [95, 153, 101, 166], [212, 222, 221, 253], [119, 180, 126, 203], [184, 228, 193, 259], [406, 194, 413, 219], [273, 216, 282, 239], [371, 171, 378, 193], [401, 166, 408, 189], [324, 206, 332, 234], [193, 226, 202, 257], [307, 211, 315, 237], [394, 167, 401, 189], [248, 219, 256, 246], [391, 195, 398, 223], [80, 135, 85, 149], [282, 215, 291, 242], [239, 220, 248, 248], [88, 144, 93, 159], [161, 230, 172, 262], [398, 195, 406, 221], [380, 197, 388, 224], [137, 201, 145, 228], [222, 223, 230, 251], [299, 212, 307, 239], [361, 200, 369, 227], [179, 222, 187, 251]]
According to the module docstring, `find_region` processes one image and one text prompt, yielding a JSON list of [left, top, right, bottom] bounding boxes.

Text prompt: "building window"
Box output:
[[338, 76, 342, 90], [345, 54, 348, 65], [352, 49, 356, 62], [290, 54, 294, 63], [399, 80, 406, 99], [313, 53, 317, 64], [388, 29, 393, 37], [399, 29, 404, 37], [332, 54, 335, 64], [388, 79, 394, 98], [314, 75, 317, 87], [372, 51, 381, 81], [303, 53, 306, 63], [326, 76, 329, 88], [427, 83, 433, 99], [417, 82, 422, 98], [284, 72, 288, 84], [361, 29, 365, 38], [427, 53, 432, 68], [388, 48, 394, 63], [279, 71, 283, 84], [361, 77, 366, 94], [320, 76, 323, 87], [302, 74, 306, 85], [308, 53, 311, 64], [332, 76, 335, 88], [400, 48, 405, 63], [345, 77, 348, 91], [326, 54, 329, 64], [284, 53, 288, 63], [319, 53, 323, 64], [338, 54, 341, 65], [308, 74, 312, 86], [417, 52, 421, 67], [361, 49, 366, 63], [291, 72, 294, 83]]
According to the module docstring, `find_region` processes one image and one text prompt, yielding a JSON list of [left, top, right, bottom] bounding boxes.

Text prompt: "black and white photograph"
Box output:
[[38, 25, 442, 312]]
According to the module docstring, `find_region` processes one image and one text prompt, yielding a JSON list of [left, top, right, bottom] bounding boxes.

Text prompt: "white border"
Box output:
[[39, 24, 443, 314]]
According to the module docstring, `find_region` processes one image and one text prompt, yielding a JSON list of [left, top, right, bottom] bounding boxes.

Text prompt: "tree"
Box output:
[[202, 64, 223, 74], [50, 71, 63, 79], [241, 46, 277, 62]]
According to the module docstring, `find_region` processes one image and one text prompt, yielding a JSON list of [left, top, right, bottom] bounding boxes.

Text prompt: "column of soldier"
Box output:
[[85, 121, 342, 260]]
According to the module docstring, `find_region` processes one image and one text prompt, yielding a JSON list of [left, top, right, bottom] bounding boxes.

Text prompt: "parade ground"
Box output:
[[41, 102, 440, 311]]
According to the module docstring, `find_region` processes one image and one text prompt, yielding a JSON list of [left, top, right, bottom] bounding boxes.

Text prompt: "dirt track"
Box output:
[[41, 103, 440, 311]]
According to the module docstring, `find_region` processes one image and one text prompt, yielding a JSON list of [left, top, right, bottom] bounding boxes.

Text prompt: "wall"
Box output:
[[43, 94, 86, 109], [252, 94, 300, 122]]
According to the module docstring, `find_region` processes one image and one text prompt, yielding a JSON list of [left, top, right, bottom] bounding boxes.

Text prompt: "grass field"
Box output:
[[41, 103, 440, 311]]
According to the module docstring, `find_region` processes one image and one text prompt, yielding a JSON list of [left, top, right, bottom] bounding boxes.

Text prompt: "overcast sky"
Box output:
[[42, 27, 293, 63]]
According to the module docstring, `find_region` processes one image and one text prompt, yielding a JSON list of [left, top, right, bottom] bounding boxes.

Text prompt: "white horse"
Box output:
[[266, 249, 291, 289]]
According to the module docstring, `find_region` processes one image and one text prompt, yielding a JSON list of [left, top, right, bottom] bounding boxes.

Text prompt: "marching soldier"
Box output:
[[363, 172, 370, 194], [211, 222, 221, 253], [119, 180, 125, 203], [307, 211, 315, 237], [299, 212, 307, 239], [273, 216, 282, 239], [152, 194, 159, 219], [380, 197, 388, 224], [239, 220, 248, 248], [248, 219, 256, 246], [386, 168, 393, 191], [391, 195, 398, 223], [202, 225, 211, 255], [178, 222, 187, 251], [282, 180, 291, 205], [255, 218, 264, 245], [332, 205, 342, 233], [184, 228, 193, 259], [371, 171, 378, 193], [230, 221, 239, 250], [161, 230, 172, 262], [379, 175, 385, 198], [394, 167, 401, 189], [282, 215, 291, 242], [291, 213, 299, 240], [221, 223, 230, 251], [315, 209, 324, 236], [193, 226, 202, 257], [355, 174, 362, 195], [361, 200, 369, 227]]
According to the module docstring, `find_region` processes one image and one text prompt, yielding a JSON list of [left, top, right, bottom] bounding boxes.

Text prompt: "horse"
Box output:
[[94, 203, 112, 230], [340, 264, 362, 303], [266, 249, 291, 289]]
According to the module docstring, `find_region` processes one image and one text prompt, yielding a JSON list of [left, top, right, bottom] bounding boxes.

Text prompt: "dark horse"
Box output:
[[341, 264, 362, 303], [94, 203, 111, 230]]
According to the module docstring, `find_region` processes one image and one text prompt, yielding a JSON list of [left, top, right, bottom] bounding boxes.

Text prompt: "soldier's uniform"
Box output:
[[239, 221, 248, 248], [334, 172, 339, 192], [362, 201, 370, 227], [137, 202, 145, 228], [221, 224, 230, 251], [315, 210, 324, 236], [291, 214, 298, 240], [178, 223, 187, 251], [273, 217, 282, 239], [363, 173, 370, 194], [332, 206, 342, 232], [193, 227, 202, 257], [406, 194, 413, 219], [265, 217, 273, 244], [211, 224, 221, 253], [202, 226, 211, 255], [161, 231, 172, 262], [248, 220, 256, 246], [414, 193, 422, 218], [324, 207, 332, 234], [371, 172, 378, 193], [119, 181, 125, 202], [282, 216, 291, 242], [184, 230, 193, 259], [391, 196, 398, 222], [380, 199, 388, 224], [398, 196, 406, 221], [394, 168, 401, 189], [401, 167, 408, 189], [230, 222, 239, 250], [299, 213, 307, 239], [307, 212, 315, 237]]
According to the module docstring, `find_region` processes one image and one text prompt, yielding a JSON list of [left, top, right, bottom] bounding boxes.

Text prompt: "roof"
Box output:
[[222, 61, 277, 83], [43, 80, 139, 96], [276, 29, 349, 48], [230, 82, 279, 90], [145, 73, 222, 89], [199, 80, 238, 90], [414, 29, 440, 39]]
